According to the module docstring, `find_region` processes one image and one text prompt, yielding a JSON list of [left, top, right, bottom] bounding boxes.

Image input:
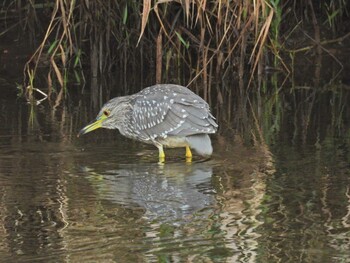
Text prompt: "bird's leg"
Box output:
[[157, 145, 165, 162], [185, 146, 192, 162]]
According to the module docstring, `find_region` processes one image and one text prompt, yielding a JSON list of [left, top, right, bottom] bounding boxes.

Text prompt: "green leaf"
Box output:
[[175, 31, 189, 49], [74, 49, 82, 68], [48, 40, 58, 54], [123, 4, 128, 25], [74, 70, 81, 84]]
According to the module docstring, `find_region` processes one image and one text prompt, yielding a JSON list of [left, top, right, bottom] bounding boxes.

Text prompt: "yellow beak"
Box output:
[[77, 115, 107, 137]]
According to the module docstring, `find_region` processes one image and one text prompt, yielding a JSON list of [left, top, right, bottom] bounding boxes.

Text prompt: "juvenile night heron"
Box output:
[[78, 84, 218, 161]]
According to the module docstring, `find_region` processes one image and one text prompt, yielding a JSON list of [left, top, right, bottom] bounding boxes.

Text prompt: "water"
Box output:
[[0, 77, 350, 262]]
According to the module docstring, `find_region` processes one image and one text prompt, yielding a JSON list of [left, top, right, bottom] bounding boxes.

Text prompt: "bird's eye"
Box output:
[[103, 110, 110, 117]]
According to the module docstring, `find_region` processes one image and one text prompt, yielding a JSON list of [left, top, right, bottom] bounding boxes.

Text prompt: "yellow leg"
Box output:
[[186, 146, 192, 162], [158, 145, 165, 162]]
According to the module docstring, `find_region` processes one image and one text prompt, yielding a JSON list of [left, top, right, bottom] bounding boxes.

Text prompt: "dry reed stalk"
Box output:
[[156, 29, 163, 83], [248, 8, 274, 88], [20, 0, 295, 104], [137, 0, 151, 46]]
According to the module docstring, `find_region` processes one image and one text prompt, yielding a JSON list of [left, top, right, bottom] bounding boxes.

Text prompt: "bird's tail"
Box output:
[[186, 134, 213, 157]]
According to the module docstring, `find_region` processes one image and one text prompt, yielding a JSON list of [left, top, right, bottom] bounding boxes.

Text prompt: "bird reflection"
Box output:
[[81, 161, 215, 222]]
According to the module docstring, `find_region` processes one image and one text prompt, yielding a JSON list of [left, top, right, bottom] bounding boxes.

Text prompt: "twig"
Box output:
[[26, 86, 48, 105], [285, 31, 350, 53]]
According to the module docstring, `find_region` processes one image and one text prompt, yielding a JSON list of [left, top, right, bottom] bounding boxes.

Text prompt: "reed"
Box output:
[[0, 0, 348, 105]]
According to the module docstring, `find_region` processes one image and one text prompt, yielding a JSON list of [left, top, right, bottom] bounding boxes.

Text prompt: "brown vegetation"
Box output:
[[0, 0, 349, 109]]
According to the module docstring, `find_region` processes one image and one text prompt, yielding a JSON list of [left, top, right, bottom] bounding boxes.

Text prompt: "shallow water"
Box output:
[[0, 76, 350, 262]]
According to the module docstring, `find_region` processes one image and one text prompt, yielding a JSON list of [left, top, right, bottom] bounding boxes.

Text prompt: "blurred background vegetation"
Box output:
[[0, 0, 349, 145], [0, 1, 348, 96]]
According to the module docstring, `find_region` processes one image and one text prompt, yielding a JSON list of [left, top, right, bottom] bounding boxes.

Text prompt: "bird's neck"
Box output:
[[116, 103, 133, 135]]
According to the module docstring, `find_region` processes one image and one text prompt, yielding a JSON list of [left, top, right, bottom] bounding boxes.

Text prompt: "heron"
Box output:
[[78, 84, 218, 162]]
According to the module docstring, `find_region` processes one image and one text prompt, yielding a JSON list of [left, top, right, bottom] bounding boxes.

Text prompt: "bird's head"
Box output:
[[78, 96, 131, 137]]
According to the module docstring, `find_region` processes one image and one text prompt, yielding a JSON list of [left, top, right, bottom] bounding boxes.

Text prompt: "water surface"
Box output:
[[0, 76, 350, 262]]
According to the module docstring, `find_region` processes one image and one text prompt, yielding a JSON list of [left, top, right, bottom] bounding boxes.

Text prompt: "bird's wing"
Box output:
[[131, 88, 217, 141]]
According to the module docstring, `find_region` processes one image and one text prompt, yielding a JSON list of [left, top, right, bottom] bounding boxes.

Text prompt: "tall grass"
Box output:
[[0, 0, 274, 102], [0, 0, 348, 105]]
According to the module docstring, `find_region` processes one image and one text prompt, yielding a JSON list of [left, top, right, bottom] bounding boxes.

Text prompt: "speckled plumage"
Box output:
[[79, 84, 218, 160]]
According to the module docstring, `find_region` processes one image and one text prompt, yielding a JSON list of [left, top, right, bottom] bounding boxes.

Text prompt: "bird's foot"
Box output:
[[185, 146, 193, 162], [185, 156, 192, 163]]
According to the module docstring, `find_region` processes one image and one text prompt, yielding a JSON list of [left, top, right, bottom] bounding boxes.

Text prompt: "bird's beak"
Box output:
[[77, 115, 107, 137]]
